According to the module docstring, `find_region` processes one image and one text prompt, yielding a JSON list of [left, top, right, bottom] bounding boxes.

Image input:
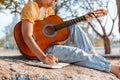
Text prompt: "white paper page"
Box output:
[[25, 62, 69, 69]]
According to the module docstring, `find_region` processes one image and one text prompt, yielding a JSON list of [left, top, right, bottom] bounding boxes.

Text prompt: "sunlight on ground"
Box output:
[[0, 47, 119, 56]]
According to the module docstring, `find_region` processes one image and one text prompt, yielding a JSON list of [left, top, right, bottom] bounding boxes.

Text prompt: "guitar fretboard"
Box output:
[[54, 16, 86, 31]]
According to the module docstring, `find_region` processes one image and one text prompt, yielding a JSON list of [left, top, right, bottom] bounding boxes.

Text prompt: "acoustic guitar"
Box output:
[[14, 9, 107, 59]]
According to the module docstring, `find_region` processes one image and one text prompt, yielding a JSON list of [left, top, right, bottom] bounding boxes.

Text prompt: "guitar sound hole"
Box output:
[[45, 26, 55, 35], [42, 24, 57, 38]]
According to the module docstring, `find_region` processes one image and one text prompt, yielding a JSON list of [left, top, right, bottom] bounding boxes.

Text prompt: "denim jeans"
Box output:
[[46, 24, 111, 73]]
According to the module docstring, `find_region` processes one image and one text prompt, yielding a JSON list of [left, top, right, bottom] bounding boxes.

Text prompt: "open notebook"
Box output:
[[25, 61, 70, 69]]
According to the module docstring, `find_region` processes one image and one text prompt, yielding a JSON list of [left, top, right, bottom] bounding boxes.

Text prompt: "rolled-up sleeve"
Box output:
[[21, 2, 39, 24], [48, 7, 55, 15]]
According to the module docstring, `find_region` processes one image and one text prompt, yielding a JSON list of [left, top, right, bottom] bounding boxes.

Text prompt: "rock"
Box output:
[[0, 55, 120, 80]]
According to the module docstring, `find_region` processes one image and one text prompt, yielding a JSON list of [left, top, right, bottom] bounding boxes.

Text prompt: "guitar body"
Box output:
[[14, 15, 69, 59]]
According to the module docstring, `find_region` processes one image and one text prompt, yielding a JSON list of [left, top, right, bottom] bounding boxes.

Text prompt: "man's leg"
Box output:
[[46, 45, 110, 73], [46, 45, 120, 78], [65, 24, 96, 54]]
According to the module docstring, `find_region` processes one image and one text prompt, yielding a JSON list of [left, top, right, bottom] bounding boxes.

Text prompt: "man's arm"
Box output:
[[21, 20, 58, 65]]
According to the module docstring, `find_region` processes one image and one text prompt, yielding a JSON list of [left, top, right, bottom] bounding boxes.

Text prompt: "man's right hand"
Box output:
[[43, 54, 58, 65]]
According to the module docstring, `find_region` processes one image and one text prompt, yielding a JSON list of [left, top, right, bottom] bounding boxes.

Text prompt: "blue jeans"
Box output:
[[46, 24, 111, 73]]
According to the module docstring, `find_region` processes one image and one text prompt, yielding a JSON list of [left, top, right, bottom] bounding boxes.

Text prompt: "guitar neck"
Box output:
[[54, 16, 86, 31]]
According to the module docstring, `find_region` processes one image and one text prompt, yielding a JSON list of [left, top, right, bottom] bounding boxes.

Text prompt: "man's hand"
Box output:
[[43, 54, 58, 65], [84, 9, 107, 22], [84, 13, 94, 22]]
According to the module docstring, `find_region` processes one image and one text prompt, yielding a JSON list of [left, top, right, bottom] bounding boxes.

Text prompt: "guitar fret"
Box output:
[[76, 18, 80, 22], [70, 19, 75, 25], [78, 17, 82, 22], [64, 21, 69, 27], [68, 20, 73, 25], [73, 18, 78, 24]]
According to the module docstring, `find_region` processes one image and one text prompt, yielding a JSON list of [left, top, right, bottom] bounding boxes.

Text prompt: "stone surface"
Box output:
[[0, 49, 120, 80]]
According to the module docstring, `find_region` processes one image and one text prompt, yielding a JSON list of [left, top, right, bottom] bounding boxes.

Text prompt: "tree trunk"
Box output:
[[103, 35, 111, 54], [116, 0, 120, 33]]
